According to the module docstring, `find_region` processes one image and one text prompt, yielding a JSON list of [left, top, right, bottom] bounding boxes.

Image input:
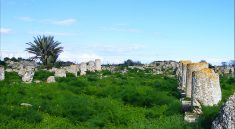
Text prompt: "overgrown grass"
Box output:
[[0, 68, 234, 129]]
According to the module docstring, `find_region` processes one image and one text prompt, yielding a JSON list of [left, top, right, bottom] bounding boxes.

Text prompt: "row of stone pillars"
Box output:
[[178, 60, 222, 122]]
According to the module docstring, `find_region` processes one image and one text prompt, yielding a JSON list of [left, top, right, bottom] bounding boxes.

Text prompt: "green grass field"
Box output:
[[0, 68, 234, 129]]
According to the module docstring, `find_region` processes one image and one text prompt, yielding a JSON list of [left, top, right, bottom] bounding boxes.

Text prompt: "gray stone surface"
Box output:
[[22, 66, 35, 83], [47, 76, 56, 83], [79, 62, 87, 76], [66, 65, 79, 77], [95, 59, 102, 71], [212, 93, 235, 129], [179, 60, 192, 91], [55, 69, 66, 77], [186, 62, 208, 98], [192, 68, 221, 107], [87, 61, 96, 72], [0, 66, 5, 80]]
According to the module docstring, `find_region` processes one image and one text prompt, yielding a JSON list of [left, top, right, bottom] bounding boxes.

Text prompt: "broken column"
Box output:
[[0, 66, 5, 80], [179, 60, 192, 91], [66, 65, 79, 77], [55, 69, 66, 77], [22, 66, 35, 83], [87, 61, 95, 72], [79, 62, 87, 76], [192, 68, 222, 108], [186, 62, 208, 98], [95, 59, 101, 71]]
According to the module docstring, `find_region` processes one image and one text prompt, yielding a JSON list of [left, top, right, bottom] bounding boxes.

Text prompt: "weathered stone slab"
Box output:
[[179, 60, 192, 91], [22, 66, 35, 83], [184, 112, 199, 123], [0, 66, 5, 80], [55, 69, 66, 77], [47, 76, 56, 83], [186, 62, 208, 98], [79, 62, 87, 76], [87, 61, 95, 72], [95, 59, 101, 71], [212, 93, 235, 129], [66, 65, 79, 77], [192, 68, 221, 107]]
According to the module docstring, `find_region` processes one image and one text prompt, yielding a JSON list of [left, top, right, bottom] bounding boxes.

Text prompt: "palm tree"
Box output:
[[26, 35, 63, 68]]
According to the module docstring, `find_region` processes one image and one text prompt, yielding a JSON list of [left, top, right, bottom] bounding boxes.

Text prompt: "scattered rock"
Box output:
[[66, 65, 79, 77], [0, 66, 5, 80], [184, 112, 199, 123], [55, 69, 66, 77], [20, 103, 32, 107], [34, 80, 41, 83], [212, 93, 235, 129], [47, 76, 56, 83]]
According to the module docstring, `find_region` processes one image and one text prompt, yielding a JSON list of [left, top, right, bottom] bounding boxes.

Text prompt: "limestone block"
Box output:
[[47, 76, 56, 83], [55, 69, 66, 77], [186, 62, 208, 98], [79, 62, 87, 76], [95, 59, 101, 71], [87, 61, 96, 72], [192, 68, 221, 107], [212, 93, 235, 129], [0, 66, 5, 80], [179, 60, 192, 91]]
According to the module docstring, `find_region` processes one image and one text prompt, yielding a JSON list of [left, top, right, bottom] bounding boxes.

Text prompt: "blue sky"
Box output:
[[0, 0, 234, 64]]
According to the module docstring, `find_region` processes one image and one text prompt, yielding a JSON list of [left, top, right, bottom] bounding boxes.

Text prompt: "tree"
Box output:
[[25, 35, 63, 68]]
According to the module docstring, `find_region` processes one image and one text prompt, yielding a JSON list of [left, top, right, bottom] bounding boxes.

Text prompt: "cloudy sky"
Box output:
[[0, 0, 234, 64]]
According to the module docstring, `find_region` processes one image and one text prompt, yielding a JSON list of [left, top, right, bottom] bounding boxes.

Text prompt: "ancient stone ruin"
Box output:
[[21, 66, 35, 83], [65, 64, 79, 77], [191, 68, 221, 108], [212, 93, 235, 129], [55, 69, 66, 78], [95, 59, 102, 71], [176, 61, 222, 123], [186, 62, 208, 98], [0, 66, 5, 80], [87, 61, 96, 72], [178, 60, 192, 91], [47, 76, 56, 83], [79, 62, 87, 76]]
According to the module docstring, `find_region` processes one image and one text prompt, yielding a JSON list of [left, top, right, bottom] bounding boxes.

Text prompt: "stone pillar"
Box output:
[[179, 60, 192, 92], [55, 69, 66, 77], [0, 66, 5, 80], [79, 62, 87, 76], [67, 65, 79, 77], [95, 59, 101, 71], [87, 61, 95, 72], [192, 68, 221, 107], [22, 66, 35, 83], [186, 62, 208, 98]]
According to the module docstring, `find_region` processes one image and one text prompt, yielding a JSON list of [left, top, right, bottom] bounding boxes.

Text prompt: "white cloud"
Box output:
[[17, 17, 76, 26], [0, 28, 12, 34], [51, 19, 76, 26], [18, 16, 34, 22], [30, 31, 77, 36], [58, 51, 103, 63]]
